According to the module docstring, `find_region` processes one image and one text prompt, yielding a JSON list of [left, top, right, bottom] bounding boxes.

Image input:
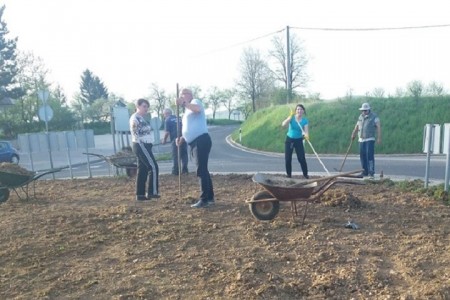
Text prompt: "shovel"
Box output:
[[335, 139, 353, 172]]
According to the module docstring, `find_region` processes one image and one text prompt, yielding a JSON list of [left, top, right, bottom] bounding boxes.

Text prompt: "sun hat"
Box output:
[[358, 103, 371, 111]]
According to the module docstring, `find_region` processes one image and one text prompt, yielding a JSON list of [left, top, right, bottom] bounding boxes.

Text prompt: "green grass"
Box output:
[[231, 96, 450, 154]]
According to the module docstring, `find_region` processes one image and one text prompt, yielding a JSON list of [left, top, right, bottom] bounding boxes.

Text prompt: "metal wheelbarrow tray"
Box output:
[[83, 152, 137, 168], [0, 168, 63, 203], [83, 152, 137, 177], [247, 169, 364, 223]]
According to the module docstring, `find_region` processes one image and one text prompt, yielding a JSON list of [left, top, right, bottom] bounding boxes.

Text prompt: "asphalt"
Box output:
[[17, 130, 448, 186]]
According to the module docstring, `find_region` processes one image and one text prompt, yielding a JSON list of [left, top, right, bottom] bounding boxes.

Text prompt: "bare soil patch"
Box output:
[[1, 174, 449, 299]]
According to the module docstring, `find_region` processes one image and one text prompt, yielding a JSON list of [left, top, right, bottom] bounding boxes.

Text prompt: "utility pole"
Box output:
[[286, 25, 292, 104]]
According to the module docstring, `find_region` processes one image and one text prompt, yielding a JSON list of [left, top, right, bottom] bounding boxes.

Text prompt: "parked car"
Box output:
[[0, 141, 20, 164]]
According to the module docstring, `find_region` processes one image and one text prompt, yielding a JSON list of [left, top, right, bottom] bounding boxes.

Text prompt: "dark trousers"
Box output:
[[171, 140, 188, 174], [285, 137, 308, 177], [359, 140, 375, 176], [132, 142, 159, 196], [189, 133, 214, 201]]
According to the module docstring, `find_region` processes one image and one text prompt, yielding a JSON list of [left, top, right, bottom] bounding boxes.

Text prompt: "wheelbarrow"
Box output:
[[0, 168, 63, 203], [83, 152, 137, 177], [247, 169, 364, 223]]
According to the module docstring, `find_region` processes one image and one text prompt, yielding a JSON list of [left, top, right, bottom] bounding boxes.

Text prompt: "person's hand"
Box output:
[[176, 97, 186, 107], [288, 108, 295, 118], [176, 137, 184, 146], [351, 133, 356, 140], [303, 134, 309, 141]]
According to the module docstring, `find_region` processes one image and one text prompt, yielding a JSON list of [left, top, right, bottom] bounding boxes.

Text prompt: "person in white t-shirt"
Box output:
[[176, 88, 214, 208]]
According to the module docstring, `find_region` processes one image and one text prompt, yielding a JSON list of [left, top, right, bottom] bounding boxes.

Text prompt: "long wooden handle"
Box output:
[[338, 139, 354, 172], [289, 169, 363, 188]]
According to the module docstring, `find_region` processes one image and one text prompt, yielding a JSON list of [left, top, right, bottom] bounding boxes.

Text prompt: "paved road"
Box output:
[[19, 125, 449, 183], [208, 125, 448, 182]]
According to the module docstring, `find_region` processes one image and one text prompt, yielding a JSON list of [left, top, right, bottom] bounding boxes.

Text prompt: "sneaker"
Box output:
[[136, 195, 149, 201], [147, 194, 160, 199], [286, 175, 291, 178], [304, 175, 310, 179], [207, 198, 215, 206], [191, 199, 209, 208], [368, 175, 375, 180]]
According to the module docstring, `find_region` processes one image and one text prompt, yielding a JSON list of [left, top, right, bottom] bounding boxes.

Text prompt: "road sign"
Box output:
[[37, 90, 49, 103], [38, 105, 53, 122]]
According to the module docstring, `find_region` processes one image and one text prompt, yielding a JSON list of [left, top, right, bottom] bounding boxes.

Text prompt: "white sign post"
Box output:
[[37, 90, 55, 178]]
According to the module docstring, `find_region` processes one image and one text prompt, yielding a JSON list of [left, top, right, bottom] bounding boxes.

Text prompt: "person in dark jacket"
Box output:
[[351, 102, 382, 179], [162, 108, 188, 175]]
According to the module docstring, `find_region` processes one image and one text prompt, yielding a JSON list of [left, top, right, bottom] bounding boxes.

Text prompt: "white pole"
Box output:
[[445, 128, 450, 192], [424, 124, 432, 188]]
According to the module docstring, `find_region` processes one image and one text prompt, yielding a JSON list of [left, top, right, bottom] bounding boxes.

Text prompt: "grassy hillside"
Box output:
[[231, 96, 450, 154]]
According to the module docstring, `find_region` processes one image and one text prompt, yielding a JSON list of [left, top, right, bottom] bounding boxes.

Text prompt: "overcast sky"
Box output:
[[2, 0, 450, 102]]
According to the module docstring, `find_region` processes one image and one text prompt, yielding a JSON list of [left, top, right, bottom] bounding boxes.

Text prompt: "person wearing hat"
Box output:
[[351, 102, 381, 179]]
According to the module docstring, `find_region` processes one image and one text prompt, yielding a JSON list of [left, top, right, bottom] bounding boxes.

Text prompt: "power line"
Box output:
[[290, 24, 450, 31], [189, 23, 450, 59], [190, 28, 284, 58]]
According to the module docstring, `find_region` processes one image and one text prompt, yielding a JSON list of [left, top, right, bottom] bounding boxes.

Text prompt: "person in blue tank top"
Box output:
[[281, 104, 309, 179]]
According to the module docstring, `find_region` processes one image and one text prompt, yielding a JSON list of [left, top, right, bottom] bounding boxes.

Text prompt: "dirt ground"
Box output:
[[1, 173, 449, 299]]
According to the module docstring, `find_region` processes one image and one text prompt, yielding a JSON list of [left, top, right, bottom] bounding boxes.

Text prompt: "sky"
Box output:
[[2, 0, 450, 102]]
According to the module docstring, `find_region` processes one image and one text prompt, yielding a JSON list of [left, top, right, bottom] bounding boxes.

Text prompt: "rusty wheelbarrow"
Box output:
[[83, 152, 137, 177], [247, 169, 364, 223]]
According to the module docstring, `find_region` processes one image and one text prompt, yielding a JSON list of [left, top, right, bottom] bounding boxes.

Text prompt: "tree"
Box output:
[[54, 84, 67, 106], [407, 80, 424, 100], [371, 87, 385, 98], [79, 69, 108, 105], [0, 5, 23, 103], [222, 88, 237, 119], [269, 32, 309, 103], [426, 81, 444, 97], [237, 47, 273, 112], [149, 83, 167, 121], [205, 86, 226, 120], [15, 51, 51, 132]]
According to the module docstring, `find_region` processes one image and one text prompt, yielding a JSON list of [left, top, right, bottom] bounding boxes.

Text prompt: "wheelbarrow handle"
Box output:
[[82, 152, 107, 160], [289, 169, 364, 188]]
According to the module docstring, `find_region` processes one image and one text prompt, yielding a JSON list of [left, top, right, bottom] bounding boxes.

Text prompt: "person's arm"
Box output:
[[129, 118, 139, 141], [302, 124, 309, 139], [376, 120, 382, 144], [177, 97, 201, 113], [183, 101, 201, 113], [162, 131, 170, 144], [282, 116, 292, 128], [282, 109, 294, 127]]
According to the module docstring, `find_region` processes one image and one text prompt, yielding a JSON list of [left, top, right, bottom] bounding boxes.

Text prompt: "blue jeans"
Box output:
[[359, 140, 375, 176]]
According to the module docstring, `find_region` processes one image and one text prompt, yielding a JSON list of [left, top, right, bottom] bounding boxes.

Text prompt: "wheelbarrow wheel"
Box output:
[[249, 191, 280, 221], [0, 188, 10, 204]]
